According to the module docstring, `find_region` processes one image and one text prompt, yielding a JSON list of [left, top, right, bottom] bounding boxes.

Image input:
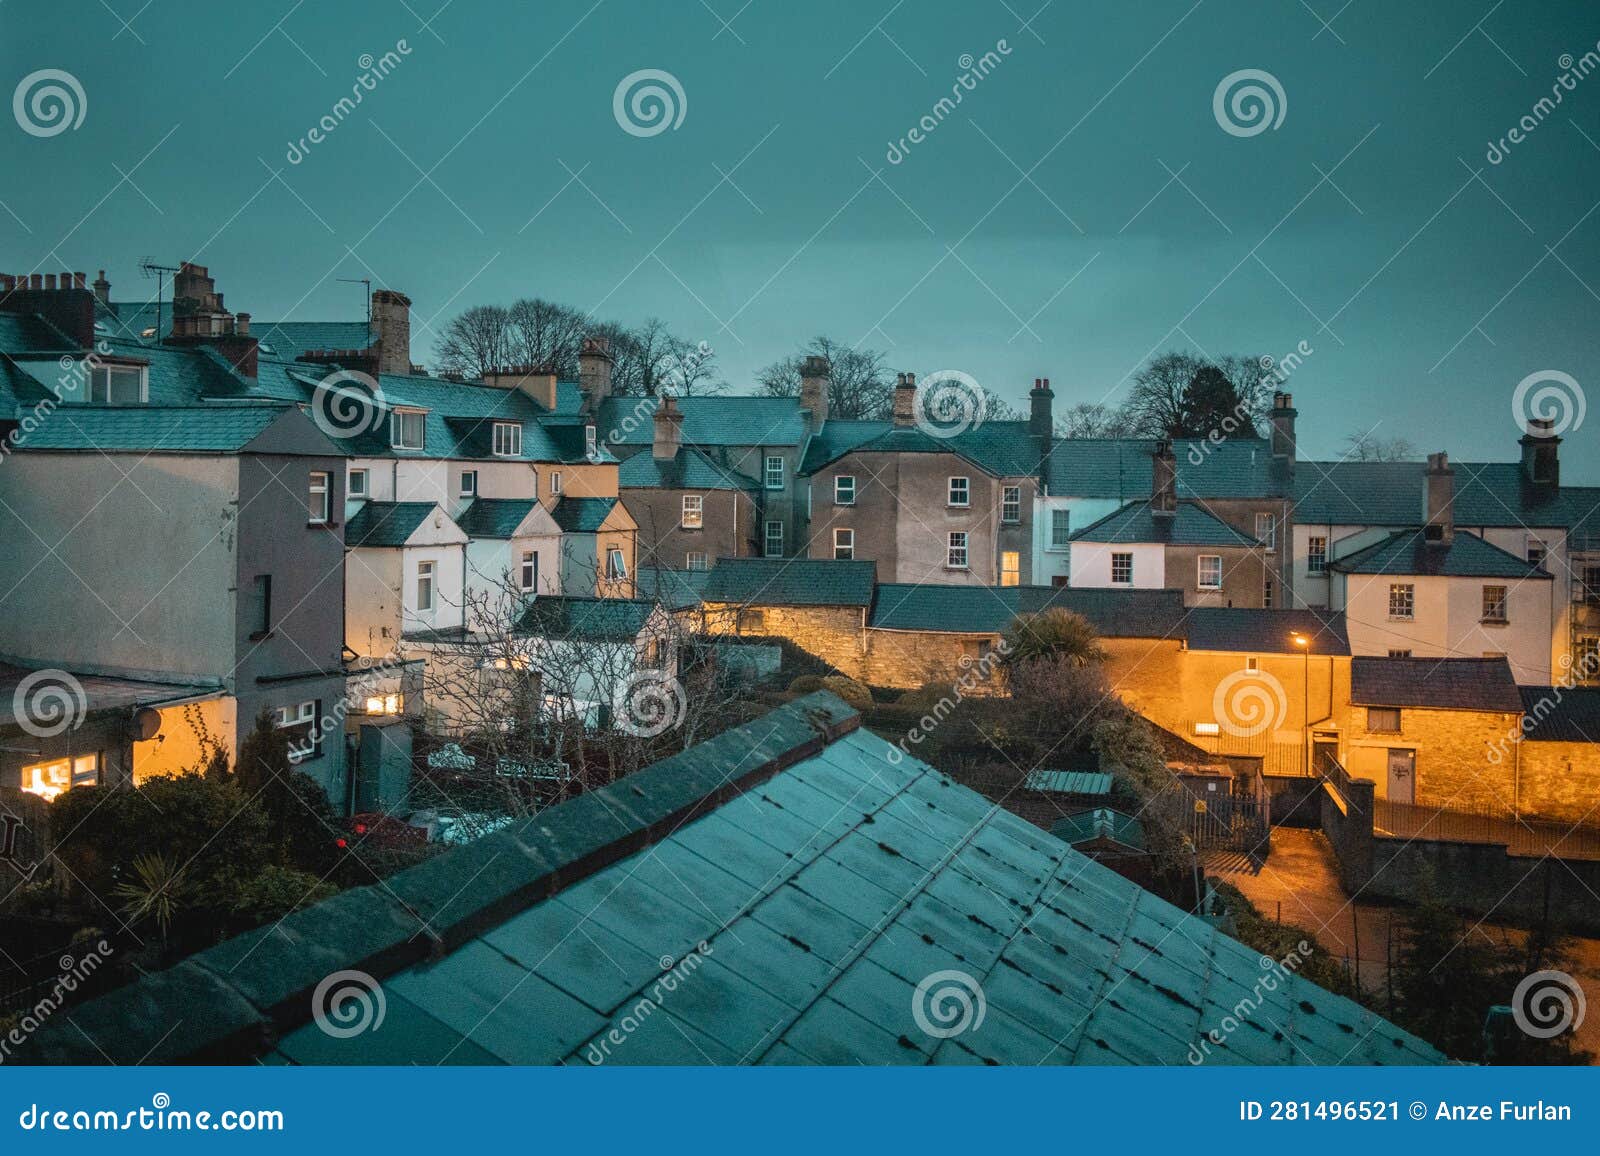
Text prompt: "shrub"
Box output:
[[787, 675, 825, 694], [229, 866, 338, 929], [819, 675, 873, 711], [1002, 608, 1107, 668], [236, 711, 343, 874]]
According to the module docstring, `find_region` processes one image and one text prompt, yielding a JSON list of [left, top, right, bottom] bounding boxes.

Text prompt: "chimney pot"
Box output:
[[29, 274, 42, 290], [652, 394, 685, 460], [892, 371, 918, 427], [43, 274, 56, 290]]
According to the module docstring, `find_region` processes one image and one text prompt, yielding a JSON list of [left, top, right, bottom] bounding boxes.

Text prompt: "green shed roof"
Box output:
[[1051, 808, 1146, 851], [1023, 769, 1114, 795]]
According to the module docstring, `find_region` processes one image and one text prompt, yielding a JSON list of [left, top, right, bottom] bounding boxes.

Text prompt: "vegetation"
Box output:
[[819, 675, 874, 711], [1002, 608, 1107, 668], [1208, 880, 1362, 1000]]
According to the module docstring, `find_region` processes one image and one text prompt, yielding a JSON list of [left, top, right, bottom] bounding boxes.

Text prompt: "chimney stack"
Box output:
[[1423, 451, 1455, 545], [653, 395, 685, 461], [1151, 440, 1177, 516], [579, 335, 614, 415], [481, 364, 558, 410], [93, 269, 110, 304], [1269, 391, 1297, 462], [892, 371, 917, 427], [799, 355, 831, 431], [371, 289, 412, 375], [1029, 377, 1054, 437], [1519, 418, 1561, 488], [0, 269, 97, 349]]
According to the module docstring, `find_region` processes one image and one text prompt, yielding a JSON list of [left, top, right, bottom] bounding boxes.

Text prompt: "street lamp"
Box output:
[[1291, 633, 1310, 776]]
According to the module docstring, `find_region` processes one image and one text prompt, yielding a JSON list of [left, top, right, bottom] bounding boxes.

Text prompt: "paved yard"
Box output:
[[1208, 827, 1600, 1062]]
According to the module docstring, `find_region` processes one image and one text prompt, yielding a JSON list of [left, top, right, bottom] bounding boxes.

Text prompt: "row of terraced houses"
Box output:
[[2, 264, 1599, 827]]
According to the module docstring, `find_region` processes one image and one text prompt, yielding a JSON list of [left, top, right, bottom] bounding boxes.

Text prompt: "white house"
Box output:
[[344, 500, 469, 657]]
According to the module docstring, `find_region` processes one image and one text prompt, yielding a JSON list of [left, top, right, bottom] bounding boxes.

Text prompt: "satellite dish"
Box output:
[[133, 707, 162, 742]]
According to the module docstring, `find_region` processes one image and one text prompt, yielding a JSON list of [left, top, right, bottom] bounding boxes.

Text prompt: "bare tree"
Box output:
[[433, 305, 513, 378], [1123, 351, 1197, 438], [1122, 350, 1271, 439], [1056, 401, 1136, 439], [506, 298, 587, 375], [1341, 430, 1419, 461], [757, 337, 893, 419]]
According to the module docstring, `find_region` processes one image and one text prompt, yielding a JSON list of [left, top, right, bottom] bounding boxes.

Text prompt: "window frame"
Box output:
[[391, 408, 427, 451], [520, 550, 538, 593], [1110, 552, 1133, 585], [307, 471, 331, 525], [1482, 584, 1508, 623], [1388, 582, 1415, 620], [459, 469, 477, 498], [1366, 707, 1402, 734], [1000, 550, 1020, 587], [834, 475, 856, 506], [681, 494, 703, 529], [87, 363, 148, 404], [1001, 485, 1021, 524], [833, 528, 855, 560], [1197, 554, 1223, 590], [947, 531, 969, 569], [606, 547, 628, 581], [685, 551, 708, 571], [1527, 536, 1547, 567], [764, 455, 785, 491], [947, 477, 970, 508], [275, 700, 322, 763], [416, 560, 436, 613], [1307, 535, 1328, 575], [347, 467, 369, 499], [20, 750, 101, 800], [251, 574, 273, 639], [1255, 512, 1276, 552], [491, 421, 522, 458], [764, 520, 784, 558], [550, 471, 563, 495], [1050, 508, 1072, 549]]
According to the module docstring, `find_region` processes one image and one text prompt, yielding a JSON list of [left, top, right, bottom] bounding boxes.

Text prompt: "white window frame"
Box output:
[[274, 700, 320, 763], [764, 520, 784, 558], [606, 547, 628, 581], [948, 477, 970, 508], [1307, 535, 1328, 575], [1111, 552, 1133, 585], [1197, 554, 1223, 590], [1050, 508, 1071, 549], [764, 456, 785, 491], [492, 421, 522, 458], [1255, 512, 1276, 552], [681, 494, 703, 529], [585, 425, 598, 459], [834, 475, 856, 506], [308, 471, 330, 524], [1389, 583, 1414, 620], [685, 551, 708, 571], [88, 363, 147, 404], [1482, 584, 1508, 623], [520, 551, 538, 592], [947, 531, 969, 569], [459, 469, 477, 498], [347, 467, 369, 498], [1001, 486, 1021, 524], [391, 408, 427, 451], [834, 528, 854, 560], [550, 471, 563, 495], [417, 560, 436, 613]]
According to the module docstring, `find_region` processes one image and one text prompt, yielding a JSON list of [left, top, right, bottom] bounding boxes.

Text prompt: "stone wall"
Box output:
[[1517, 740, 1600, 824]]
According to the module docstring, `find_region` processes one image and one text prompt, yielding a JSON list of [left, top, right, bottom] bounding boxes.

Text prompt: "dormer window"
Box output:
[[391, 408, 426, 451], [492, 422, 522, 457], [88, 363, 147, 404]]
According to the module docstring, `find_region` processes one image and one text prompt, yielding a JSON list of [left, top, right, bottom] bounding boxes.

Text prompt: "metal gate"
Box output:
[[1184, 792, 1269, 853]]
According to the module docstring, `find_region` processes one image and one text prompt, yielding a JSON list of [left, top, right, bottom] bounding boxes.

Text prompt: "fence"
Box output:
[[1373, 797, 1600, 861]]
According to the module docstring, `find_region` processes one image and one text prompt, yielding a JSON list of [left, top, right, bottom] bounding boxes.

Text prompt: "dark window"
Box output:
[[1367, 707, 1401, 734], [251, 575, 272, 637]]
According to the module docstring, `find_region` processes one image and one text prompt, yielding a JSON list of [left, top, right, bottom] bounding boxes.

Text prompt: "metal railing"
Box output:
[[1373, 797, 1600, 860]]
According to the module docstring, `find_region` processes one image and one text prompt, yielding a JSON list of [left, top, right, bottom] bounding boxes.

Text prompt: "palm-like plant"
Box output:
[[1001, 609, 1107, 668], [113, 853, 189, 938]]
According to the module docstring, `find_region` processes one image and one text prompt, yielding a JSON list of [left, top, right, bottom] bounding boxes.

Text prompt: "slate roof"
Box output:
[[4, 402, 295, 452], [100, 301, 372, 360], [599, 395, 808, 448], [1051, 809, 1146, 851], [1047, 437, 1289, 501], [1350, 656, 1523, 713], [800, 420, 1048, 479], [551, 496, 620, 533], [345, 501, 440, 548], [17, 692, 1443, 1065], [1070, 500, 1260, 547], [456, 498, 542, 539], [1516, 686, 1600, 743], [517, 596, 656, 642], [635, 566, 712, 610], [701, 557, 878, 607], [1295, 459, 1600, 534], [1329, 529, 1550, 579], [0, 310, 78, 352], [1184, 608, 1351, 656], [618, 447, 758, 491], [868, 584, 1189, 638]]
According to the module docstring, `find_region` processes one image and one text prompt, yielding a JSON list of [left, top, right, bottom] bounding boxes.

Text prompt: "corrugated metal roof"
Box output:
[[1051, 808, 1145, 850], [1022, 769, 1113, 795]]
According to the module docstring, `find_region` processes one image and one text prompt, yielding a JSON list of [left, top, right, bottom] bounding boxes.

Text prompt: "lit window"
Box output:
[[1255, 513, 1276, 551], [459, 470, 477, 498], [834, 528, 854, 560], [1001, 551, 1020, 587], [835, 476, 856, 505], [606, 547, 628, 580], [347, 468, 369, 498], [520, 551, 538, 592], [947, 532, 968, 569], [1192, 722, 1220, 737], [1388, 583, 1414, 620], [764, 520, 783, 558], [1367, 707, 1401, 734], [1001, 486, 1021, 523], [1576, 637, 1600, 679], [1198, 555, 1222, 590], [1482, 584, 1508, 623], [275, 700, 321, 762], [21, 753, 99, 801], [391, 409, 426, 450], [308, 471, 330, 524], [685, 551, 708, 571], [417, 560, 436, 612], [364, 694, 402, 715], [765, 456, 785, 490], [1111, 552, 1133, 584], [1307, 535, 1327, 574], [87, 364, 146, 404], [681, 494, 703, 529], [492, 422, 522, 457], [1051, 509, 1071, 548], [948, 477, 969, 507]]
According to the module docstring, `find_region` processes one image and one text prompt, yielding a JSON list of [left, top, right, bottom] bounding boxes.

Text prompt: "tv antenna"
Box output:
[[338, 277, 372, 331], [138, 257, 180, 342]]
